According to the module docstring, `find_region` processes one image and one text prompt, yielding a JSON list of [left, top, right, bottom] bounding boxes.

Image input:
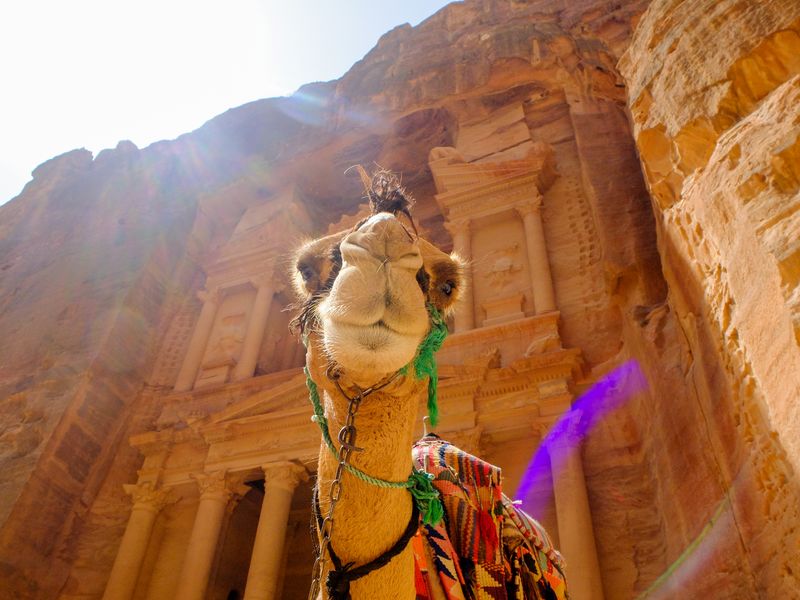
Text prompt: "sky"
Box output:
[[0, 1, 454, 206]]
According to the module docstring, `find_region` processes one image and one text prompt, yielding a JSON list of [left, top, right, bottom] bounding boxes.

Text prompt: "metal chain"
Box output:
[[308, 384, 364, 600]]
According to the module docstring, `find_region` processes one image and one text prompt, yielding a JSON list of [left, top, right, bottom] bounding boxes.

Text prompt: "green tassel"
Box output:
[[411, 304, 448, 428], [407, 470, 443, 526]]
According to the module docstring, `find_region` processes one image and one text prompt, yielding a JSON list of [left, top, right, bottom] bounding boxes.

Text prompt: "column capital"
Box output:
[[249, 274, 276, 291], [191, 470, 249, 502], [196, 287, 221, 304], [123, 481, 176, 513], [531, 418, 553, 440], [546, 410, 583, 449], [444, 219, 471, 236], [514, 195, 543, 218], [262, 462, 309, 493]]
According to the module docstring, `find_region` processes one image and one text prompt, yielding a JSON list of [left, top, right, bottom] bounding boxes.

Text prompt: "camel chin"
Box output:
[[321, 318, 424, 382]]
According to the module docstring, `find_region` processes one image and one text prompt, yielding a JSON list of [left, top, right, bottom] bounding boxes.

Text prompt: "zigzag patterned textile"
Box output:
[[412, 435, 569, 600]]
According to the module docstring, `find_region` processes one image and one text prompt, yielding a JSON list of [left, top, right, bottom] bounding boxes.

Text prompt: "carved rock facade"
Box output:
[[0, 1, 797, 599]]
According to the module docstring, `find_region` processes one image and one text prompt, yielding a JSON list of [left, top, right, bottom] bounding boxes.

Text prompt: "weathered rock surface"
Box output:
[[620, 0, 800, 596], [0, 0, 797, 599]]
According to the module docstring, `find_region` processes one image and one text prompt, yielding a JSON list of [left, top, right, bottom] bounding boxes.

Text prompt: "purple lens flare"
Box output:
[[515, 359, 648, 514]]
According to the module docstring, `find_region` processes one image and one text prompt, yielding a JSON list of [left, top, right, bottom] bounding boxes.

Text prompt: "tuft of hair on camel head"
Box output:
[[352, 165, 417, 233]]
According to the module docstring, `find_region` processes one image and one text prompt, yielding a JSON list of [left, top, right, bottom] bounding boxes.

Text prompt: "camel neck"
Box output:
[[315, 382, 422, 599], [321, 381, 422, 482]]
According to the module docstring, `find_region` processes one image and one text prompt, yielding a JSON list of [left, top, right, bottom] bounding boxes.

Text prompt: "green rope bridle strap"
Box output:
[[304, 303, 448, 526], [305, 365, 443, 525], [401, 304, 448, 428]]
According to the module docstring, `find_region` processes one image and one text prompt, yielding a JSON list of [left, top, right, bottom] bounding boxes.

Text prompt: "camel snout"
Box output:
[[343, 212, 421, 269]]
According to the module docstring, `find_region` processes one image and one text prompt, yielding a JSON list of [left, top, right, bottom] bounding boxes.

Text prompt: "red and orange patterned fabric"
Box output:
[[412, 435, 569, 600]]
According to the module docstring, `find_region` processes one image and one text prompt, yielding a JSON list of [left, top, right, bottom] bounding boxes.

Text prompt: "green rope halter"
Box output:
[[303, 303, 448, 526], [402, 303, 448, 428]]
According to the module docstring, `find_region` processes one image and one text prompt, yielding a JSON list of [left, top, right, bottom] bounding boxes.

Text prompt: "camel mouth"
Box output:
[[358, 324, 393, 351], [322, 318, 425, 376], [357, 320, 411, 350]]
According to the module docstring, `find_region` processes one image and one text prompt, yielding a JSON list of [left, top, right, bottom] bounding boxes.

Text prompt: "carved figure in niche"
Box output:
[[290, 168, 566, 599], [486, 243, 522, 289], [202, 314, 245, 369]]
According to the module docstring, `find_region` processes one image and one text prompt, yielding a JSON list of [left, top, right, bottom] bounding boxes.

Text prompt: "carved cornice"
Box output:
[[202, 372, 308, 426], [436, 173, 541, 220], [438, 314, 580, 382], [197, 287, 221, 305], [249, 274, 279, 292], [205, 254, 281, 289], [129, 430, 175, 456], [123, 481, 176, 512], [262, 462, 309, 493]]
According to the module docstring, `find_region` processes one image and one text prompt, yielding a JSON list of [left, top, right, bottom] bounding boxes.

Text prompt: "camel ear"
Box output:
[[358, 165, 373, 192], [418, 238, 466, 314], [348, 164, 372, 194]]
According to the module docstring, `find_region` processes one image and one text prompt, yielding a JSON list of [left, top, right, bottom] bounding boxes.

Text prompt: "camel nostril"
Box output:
[[358, 213, 398, 242], [344, 212, 421, 265]]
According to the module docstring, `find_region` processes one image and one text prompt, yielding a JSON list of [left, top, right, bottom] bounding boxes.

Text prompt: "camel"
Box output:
[[291, 171, 566, 600]]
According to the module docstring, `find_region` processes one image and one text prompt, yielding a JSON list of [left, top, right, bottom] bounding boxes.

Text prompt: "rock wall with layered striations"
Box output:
[[620, 0, 800, 596], [0, 0, 798, 598]]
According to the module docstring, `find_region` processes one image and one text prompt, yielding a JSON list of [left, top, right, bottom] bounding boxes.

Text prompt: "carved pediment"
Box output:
[[205, 373, 308, 425]]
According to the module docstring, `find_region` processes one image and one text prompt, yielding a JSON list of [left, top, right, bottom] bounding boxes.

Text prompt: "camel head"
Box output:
[[291, 170, 464, 389]]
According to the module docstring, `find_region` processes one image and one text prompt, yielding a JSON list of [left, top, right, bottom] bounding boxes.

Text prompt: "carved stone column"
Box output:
[[174, 471, 246, 600], [102, 482, 174, 600], [175, 288, 220, 391], [233, 277, 274, 381], [444, 219, 475, 332], [549, 415, 604, 600], [244, 462, 308, 600], [516, 194, 556, 313]]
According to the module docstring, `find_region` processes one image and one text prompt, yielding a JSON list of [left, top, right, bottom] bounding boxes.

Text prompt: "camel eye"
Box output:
[[298, 264, 315, 282], [439, 280, 455, 296]]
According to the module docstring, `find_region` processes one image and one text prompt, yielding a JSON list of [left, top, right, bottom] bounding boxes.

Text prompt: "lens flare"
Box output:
[[278, 90, 378, 128], [514, 359, 648, 515], [635, 496, 732, 599]]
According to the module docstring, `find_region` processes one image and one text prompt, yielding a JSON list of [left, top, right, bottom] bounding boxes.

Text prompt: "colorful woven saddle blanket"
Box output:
[[412, 435, 569, 600]]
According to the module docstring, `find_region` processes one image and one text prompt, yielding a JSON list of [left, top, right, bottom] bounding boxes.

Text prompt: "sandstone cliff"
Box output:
[[620, 1, 800, 596], [0, 0, 797, 598]]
